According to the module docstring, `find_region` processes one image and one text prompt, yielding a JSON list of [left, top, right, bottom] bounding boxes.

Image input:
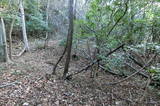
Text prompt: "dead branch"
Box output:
[[106, 0, 129, 37], [99, 65, 128, 77], [66, 44, 125, 79], [0, 81, 21, 89], [129, 50, 145, 66], [125, 63, 149, 78], [128, 54, 144, 68], [122, 42, 145, 68], [66, 60, 98, 79], [52, 45, 67, 75], [106, 54, 156, 85], [123, 48, 150, 78], [98, 44, 125, 60]]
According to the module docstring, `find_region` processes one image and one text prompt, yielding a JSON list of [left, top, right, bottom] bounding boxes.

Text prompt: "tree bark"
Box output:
[[52, 45, 67, 75], [106, 0, 129, 37], [73, 0, 77, 20], [0, 18, 9, 62], [63, 0, 74, 79], [19, 0, 29, 51], [9, 19, 15, 60], [44, 0, 50, 48]]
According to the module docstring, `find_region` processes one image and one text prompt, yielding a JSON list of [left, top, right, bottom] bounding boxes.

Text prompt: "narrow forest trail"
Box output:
[[0, 40, 160, 106]]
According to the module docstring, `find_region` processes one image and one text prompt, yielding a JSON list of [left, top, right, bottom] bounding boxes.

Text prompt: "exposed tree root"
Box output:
[[14, 47, 26, 57]]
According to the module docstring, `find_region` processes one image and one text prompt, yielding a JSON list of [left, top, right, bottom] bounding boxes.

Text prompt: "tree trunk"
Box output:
[[0, 18, 9, 62], [63, 0, 74, 79], [9, 19, 15, 60], [19, 0, 29, 51], [44, 0, 50, 48], [73, 0, 77, 20]]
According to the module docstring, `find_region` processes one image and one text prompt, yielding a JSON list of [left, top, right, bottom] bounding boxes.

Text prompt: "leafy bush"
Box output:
[[128, 43, 160, 55], [99, 51, 127, 75], [149, 66, 160, 88], [59, 38, 67, 47]]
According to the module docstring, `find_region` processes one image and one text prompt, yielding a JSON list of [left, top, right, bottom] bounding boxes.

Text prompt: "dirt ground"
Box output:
[[0, 40, 160, 106]]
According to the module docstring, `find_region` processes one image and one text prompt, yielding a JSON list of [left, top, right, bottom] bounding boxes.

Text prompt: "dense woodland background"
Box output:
[[0, 0, 160, 105]]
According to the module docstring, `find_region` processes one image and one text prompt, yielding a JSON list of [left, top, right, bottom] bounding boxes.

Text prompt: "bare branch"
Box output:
[[107, 54, 156, 85]]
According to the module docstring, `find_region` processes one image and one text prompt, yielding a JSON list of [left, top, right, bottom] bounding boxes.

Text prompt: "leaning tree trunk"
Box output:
[[0, 18, 9, 62], [19, 0, 29, 51], [63, 0, 74, 79]]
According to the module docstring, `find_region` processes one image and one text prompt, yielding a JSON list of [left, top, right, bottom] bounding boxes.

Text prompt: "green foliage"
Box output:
[[59, 38, 67, 46], [75, 0, 132, 47], [0, 0, 48, 37], [74, 19, 92, 38], [103, 54, 125, 69], [75, 0, 160, 46], [24, 0, 49, 35], [128, 43, 160, 55], [74, 0, 160, 78], [99, 52, 127, 75], [149, 66, 160, 88], [150, 67, 160, 74]]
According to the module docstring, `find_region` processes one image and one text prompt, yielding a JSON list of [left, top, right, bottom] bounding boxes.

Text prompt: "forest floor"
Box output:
[[0, 40, 160, 106]]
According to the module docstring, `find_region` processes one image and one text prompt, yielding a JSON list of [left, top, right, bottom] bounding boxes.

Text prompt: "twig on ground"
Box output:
[[66, 59, 98, 79], [0, 81, 21, 89]]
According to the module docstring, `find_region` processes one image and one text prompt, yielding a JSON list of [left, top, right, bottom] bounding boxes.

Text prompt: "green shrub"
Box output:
[[149, 66, 160, 88]]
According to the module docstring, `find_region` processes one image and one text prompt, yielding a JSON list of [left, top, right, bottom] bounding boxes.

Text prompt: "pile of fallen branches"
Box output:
[[66, 44, 125, 79], [66, 44, 157, 86]]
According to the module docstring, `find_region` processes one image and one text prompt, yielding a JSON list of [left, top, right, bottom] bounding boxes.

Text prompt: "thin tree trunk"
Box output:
[[106, 0, 129, 37], [52, 45, 67, 75], [63, 0, 74, 79], [9, 19, 15, 60], [1, 18, 9, 62], [44, 0, 50, 48], [19, 0, 29, 51], [73, 0, 77, 20]]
